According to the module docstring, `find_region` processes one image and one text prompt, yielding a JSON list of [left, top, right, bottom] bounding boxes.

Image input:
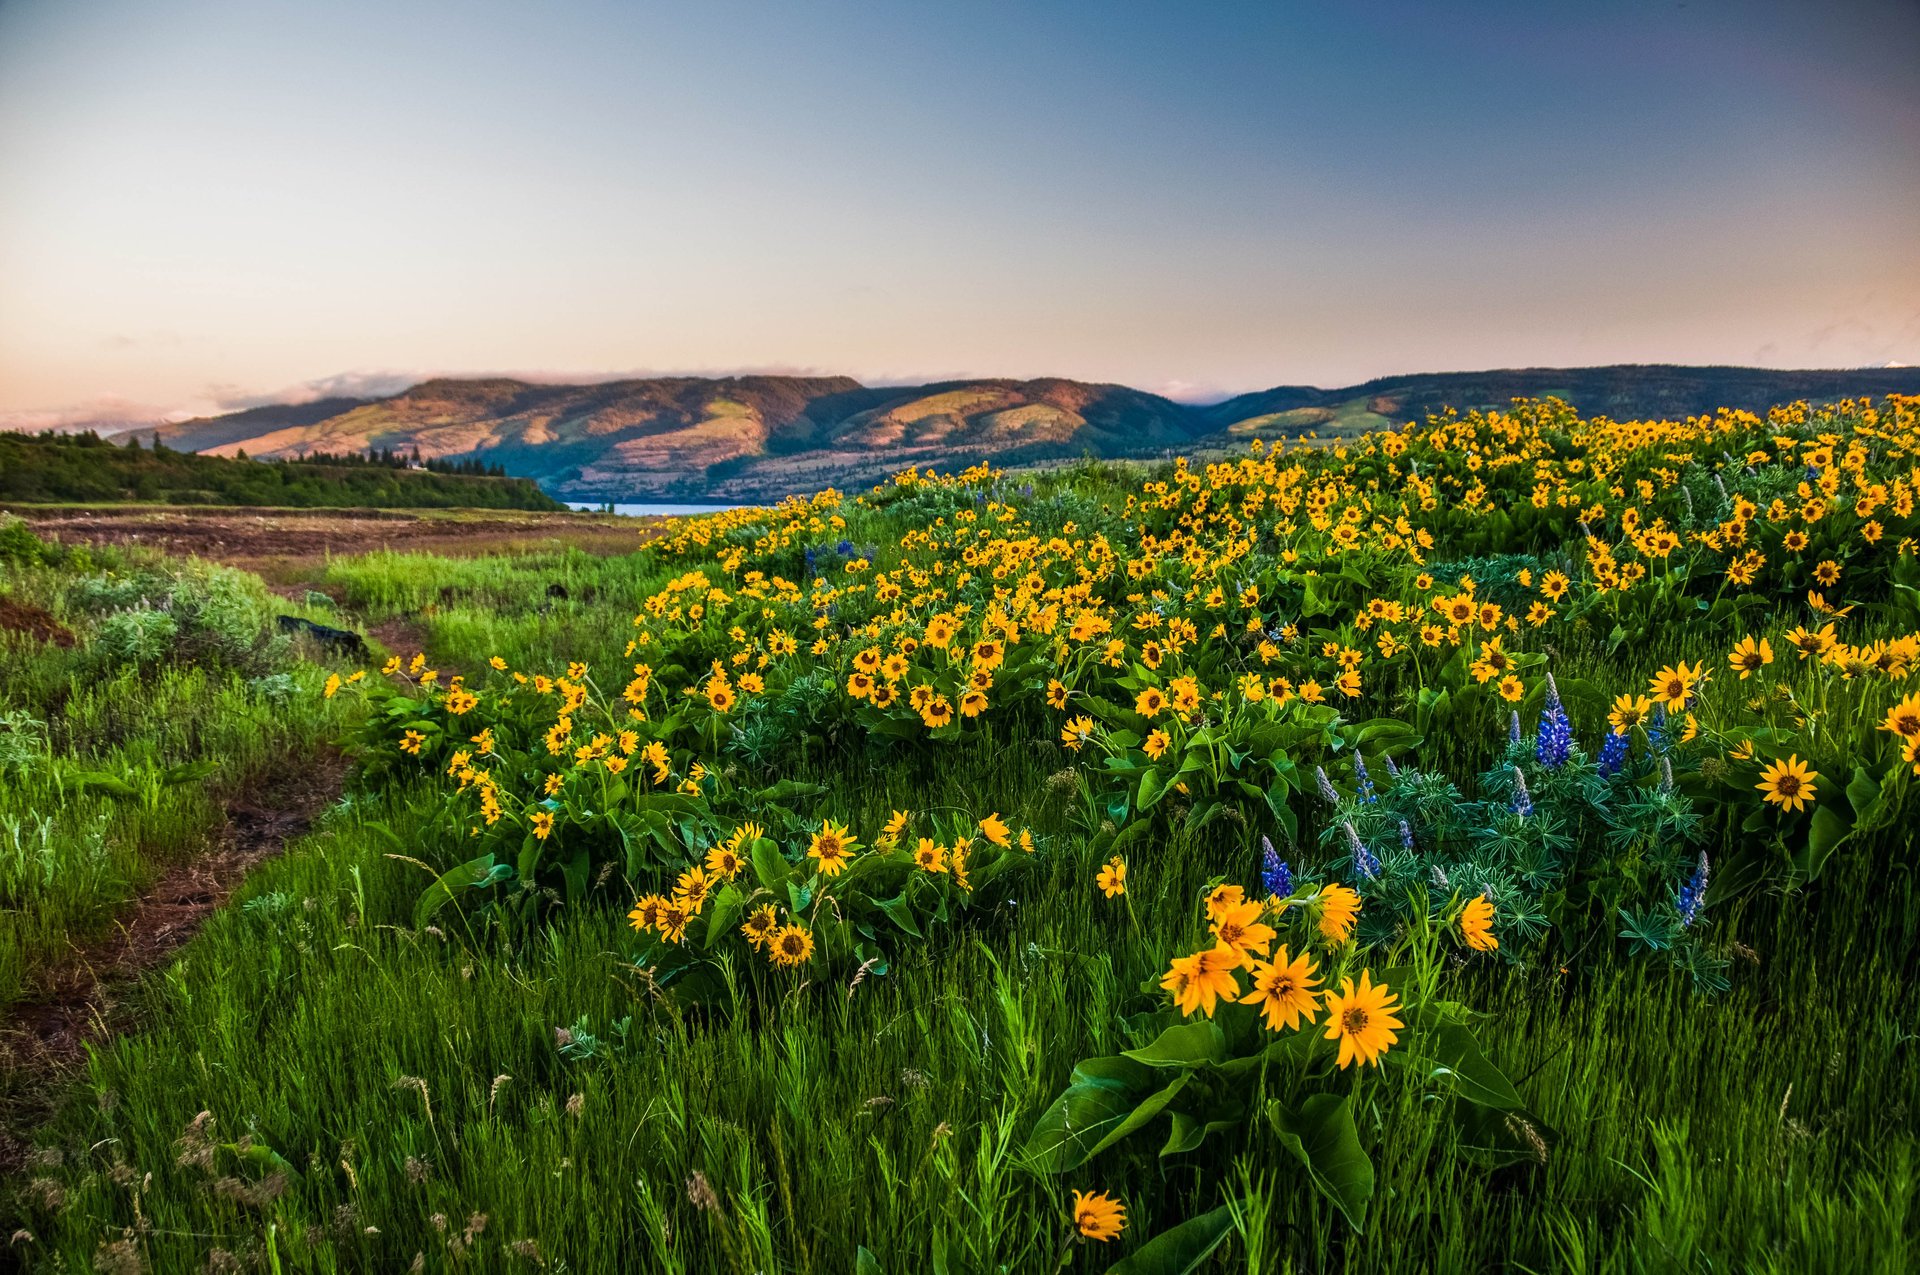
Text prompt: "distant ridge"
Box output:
[[124, 364, 1920, 502]]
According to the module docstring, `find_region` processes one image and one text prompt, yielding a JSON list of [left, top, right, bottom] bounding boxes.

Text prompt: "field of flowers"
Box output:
[[5, 395, 1919, 1271]]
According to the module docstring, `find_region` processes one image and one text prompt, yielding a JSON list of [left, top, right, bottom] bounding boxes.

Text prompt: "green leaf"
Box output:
[[1137, 767, 1168, 811], [872, 892, 924, 939], [1845, 765, 1884, 825], [1105, 1204, 1236, 1275], [703, 884, 745, 948], [752, 838, 791, 891], [1268, 1094, 1374, 1231], [1401, 1017, 1524, 1109], [1022, 1057, 1156, 1172], [1160, 1107, 1243, 1157], [1795, 805, 1852, 881], [855, 1246, 883, 1275], [414, 854, 498, 928], [1121, 1020, 1227, 1069], [159, 759, 219, 786], [757, 779, 828, 803], [65, 769, 141, 799]]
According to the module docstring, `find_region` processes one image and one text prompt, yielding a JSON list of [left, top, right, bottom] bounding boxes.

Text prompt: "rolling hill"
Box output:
[[124, 365, 1920, 502]]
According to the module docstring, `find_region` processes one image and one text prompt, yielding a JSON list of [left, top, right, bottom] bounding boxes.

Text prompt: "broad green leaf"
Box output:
[[1402, 1018, 1524, 1109], [872, 892, 924, 939], [1160, 1107, 1243, 1157], [65, 769, 141, 799], [1023, 1059, 1154, 1172], [414, 853, 498, 928], [1268, 1094, 1374, 1231], [1795, 805, 1852, 881], [1122, 1020, 1228, 1068], [159, 760, 218, 786], [1105, 1204, 1236, 1275], [752, 837, 791, 891]]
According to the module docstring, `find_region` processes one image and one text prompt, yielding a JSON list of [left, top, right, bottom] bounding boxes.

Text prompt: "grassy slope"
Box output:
[[3, 494, 1915, 1273]]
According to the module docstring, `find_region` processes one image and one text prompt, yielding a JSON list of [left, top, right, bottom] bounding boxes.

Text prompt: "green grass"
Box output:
[[0, 550, 344, 1018], [6, 725, 1912, 1271], [3, 444, 1918, 1272]]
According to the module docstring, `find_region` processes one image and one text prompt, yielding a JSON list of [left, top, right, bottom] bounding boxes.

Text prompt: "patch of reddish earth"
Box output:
[[0, 753, 349, 1175], [6, 506, 656, 584], [0, 600, 74, 648]]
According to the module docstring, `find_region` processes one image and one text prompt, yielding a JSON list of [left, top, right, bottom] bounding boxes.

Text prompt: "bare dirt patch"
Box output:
[[0, 600, 74, 648], [0, 752, 349, 1175]]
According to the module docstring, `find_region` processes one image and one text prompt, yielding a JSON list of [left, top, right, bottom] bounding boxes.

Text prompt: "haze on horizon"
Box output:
[[1, 0, 1917, 428]]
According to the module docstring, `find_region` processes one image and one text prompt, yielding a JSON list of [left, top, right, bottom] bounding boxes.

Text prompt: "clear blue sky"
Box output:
[[1, 0, 1915, 423]]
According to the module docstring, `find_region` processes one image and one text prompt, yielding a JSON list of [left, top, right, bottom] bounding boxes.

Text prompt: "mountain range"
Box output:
[[119, 364, 1920, 502]]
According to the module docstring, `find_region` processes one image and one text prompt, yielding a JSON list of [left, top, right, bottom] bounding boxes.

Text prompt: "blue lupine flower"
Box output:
[[835, 538, 855, 557], [1260, 835, 1293, 898], [1383, 753, 1399, 777], [803, 546, 818, 576], [1315, 765, 1340, 806], [1345, 821, 1379, 879], [1677, 851, 1709, 926], [1598, 729, 1629, 776], [1353, 753, 1376, 803], [1509, 711, 1522, 746], [1536, 673, 1572, 768], [1510, 765, 1533, 817], [1399, 819, 1414, 852], [1647, 704, 1669, 752]]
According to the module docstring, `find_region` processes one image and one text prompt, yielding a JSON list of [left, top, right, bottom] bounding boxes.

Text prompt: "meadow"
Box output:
[[2, 395, 1917, 1272]]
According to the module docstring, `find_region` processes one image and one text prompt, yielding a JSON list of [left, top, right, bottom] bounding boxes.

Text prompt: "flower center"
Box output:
[[1776, 775, 1800, 796], [1342, 1007, 1369, 1034]]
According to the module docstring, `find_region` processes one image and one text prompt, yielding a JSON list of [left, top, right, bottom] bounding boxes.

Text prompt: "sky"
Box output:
[[1, 0, 1917, 426]]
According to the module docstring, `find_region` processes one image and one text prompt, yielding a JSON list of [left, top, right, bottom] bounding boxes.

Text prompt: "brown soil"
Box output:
[[5, 506, 657, 584], [0, 752, 349, 1175], [0, 599, 75, 648]]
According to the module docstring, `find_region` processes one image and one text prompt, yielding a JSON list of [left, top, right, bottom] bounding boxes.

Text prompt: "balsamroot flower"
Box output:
[[1460, 894, 1498, 951], [1322, 970, 1404, 1068], [1756, 755, 1817, 813], [1071, 1190, 1125, 1241], [1160, 944, 1241, 1018], [1317, 883, 1362, 944], [1238, 945, 1321, 1031]]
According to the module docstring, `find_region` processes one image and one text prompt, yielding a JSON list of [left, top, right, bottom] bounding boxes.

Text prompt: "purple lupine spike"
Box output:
[[1260, 836, 1293, 898], [1383, 753, 1399, 778], [1399, 819, 1414, 852], [1510, 765, 1533, 817], [1345, 821, 1380, 879], [1536, 675, 1573, 768], [1315, 765, 1340, 805], [1353, 753, 1376, 803], [1677, 851, 1709, 926], [1598, 729, 1629, 777], [1509, 711, 1522, 745], [1660, 754, 1674, 793]]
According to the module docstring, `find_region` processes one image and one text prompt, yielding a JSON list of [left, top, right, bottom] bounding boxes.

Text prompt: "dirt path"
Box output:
[[266, 582, 446, 676], [0, 753, 349, 1175]]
